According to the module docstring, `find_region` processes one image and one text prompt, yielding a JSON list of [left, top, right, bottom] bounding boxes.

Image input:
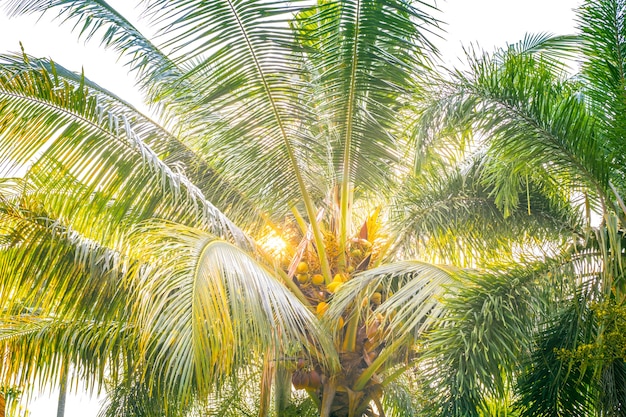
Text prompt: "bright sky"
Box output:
[[0, 0, 582, 416]]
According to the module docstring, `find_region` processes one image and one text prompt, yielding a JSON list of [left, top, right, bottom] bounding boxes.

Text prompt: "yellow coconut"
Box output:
[[327, 281, 343, 293], [296, 261, 309, 274], [311, 274, 325, 285], [370, 292, 382, 305], [333, 273, 347, 283], [316, 301, 329, 316]]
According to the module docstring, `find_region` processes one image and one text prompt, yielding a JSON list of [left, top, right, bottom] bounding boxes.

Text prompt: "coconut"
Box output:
[[370, 292, 382, 305], [296, 261, 309, 274], [311, 274, 324, 285], [308, 370, 322, 389]]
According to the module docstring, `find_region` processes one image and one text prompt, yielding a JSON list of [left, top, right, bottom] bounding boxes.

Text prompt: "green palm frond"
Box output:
[[420, 43, 609, 215], [0, 315, 134, 391], [327, 261, 454, 342], [0, 53, 252, 247], [128, 222, 339, 403], [515, 299, 597, 417], [381, 378, 424, 417], [98, 377, 193, 417], [496, 32, 580, 67], [392, 156, 584, 265], [137, 0, 316, 210], [598, 359, 626, 417], [0, 198, 128, 321], [422, 264, 547, 417], [2, 0, 186, 106], [0, 52, 270, 232], [324, 260, 454, 393], [300, 0, 440, 248], [577, 0, 626, 202]]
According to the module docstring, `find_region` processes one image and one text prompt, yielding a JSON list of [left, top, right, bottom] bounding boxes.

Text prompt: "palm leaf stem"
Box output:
[[291, 206, 309, 237], [609, 180, 626, 218], [341, 315, 359, 353], [353, 337, 405, 392], [258, 351, 272, 417], [320, 378, 337, 417], [372, 396, 386, 417], [338, 0, 362, 273], [224, 0, 332, 283]]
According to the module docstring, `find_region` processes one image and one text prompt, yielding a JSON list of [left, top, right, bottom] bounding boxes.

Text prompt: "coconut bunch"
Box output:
[[280, 208, 393, 393]]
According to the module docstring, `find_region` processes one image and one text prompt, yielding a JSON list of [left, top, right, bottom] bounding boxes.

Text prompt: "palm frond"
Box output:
[[325, 260, 455, 392], [497, 33, 580, 67], [128, 222, 339, 403], [0, 197, 128, 321], [136, 0, 318, 212], [382, 378, 424, 417], [0, 315, 134, 392], [515, 299, 598, 417], [392, 156, 584, 265], [98, 377, 192, 417], [0, 52, 268, 231], [0, 53, 252, 248], [300, 0, 440, 251], [327, 261, 454, 342], [422, 264, 547, 417], [419, 43, 610, 216], [2, 0, 186, 107]]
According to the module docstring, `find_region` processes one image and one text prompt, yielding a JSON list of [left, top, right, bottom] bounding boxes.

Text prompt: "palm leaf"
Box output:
[[0, 315, 135, 392], [300, 0, 440, 248], [422, 264, 547, 417], [2, 0, 187, 107], [419, 38, 610, 215], [392, 157, 584, 265], [0, 195, 129, 321], [515, 299, 597, 417], [0, 52, 270, 232], [0, 53, 252, 248], [128, 222, 339, 403]]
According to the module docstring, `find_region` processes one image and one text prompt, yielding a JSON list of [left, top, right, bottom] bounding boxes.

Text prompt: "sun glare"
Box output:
[[259, 229, 289, 258]]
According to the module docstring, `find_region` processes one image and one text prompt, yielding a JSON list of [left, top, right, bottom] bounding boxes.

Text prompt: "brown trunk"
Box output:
[[313, 382, 379, 417]]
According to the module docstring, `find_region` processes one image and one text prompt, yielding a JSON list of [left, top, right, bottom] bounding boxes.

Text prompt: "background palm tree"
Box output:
[[409, 0, 626, 415]]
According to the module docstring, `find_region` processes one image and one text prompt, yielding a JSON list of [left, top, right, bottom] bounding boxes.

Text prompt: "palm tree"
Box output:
[[0, 1, 466, 416], [409, 0, 626, 414]]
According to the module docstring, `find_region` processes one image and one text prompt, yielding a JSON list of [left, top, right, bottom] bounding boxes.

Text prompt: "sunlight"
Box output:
[[258, 229, 289, 259]]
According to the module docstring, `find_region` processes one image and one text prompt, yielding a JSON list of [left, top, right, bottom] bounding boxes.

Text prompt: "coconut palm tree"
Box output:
[[409, 0, 626, 415], [0, 1, 594, 417], [0, 1, 459, 416]]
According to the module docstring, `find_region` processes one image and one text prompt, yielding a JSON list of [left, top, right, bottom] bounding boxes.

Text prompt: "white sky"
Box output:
[[0, 0, 582, 416]]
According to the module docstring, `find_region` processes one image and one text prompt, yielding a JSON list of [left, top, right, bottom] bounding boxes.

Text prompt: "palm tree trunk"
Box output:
[[56, 363, 68, 417], [0, 392, 6, 417]]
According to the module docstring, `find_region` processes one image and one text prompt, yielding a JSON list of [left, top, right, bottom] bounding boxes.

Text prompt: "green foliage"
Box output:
[[420, 266, 547, 416], [516, 300, 598, 417], [3, 0, 626, 416]]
